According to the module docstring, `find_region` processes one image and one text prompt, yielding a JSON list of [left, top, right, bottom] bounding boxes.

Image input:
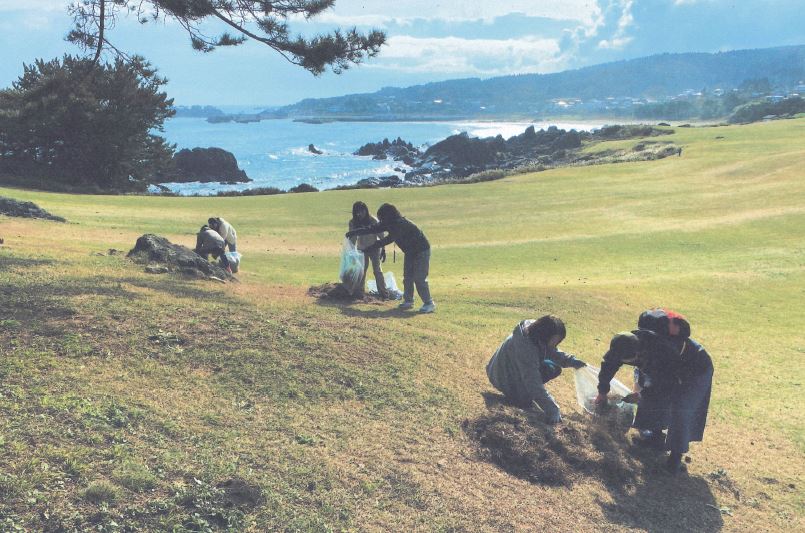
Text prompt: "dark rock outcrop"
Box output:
[[127, 234, 235, 281], [349, 124, 677, 187], [354, 137, 420, 165], [308, 144, 324, 155], [164, 147, 251, 184], [354, 175, 404, 188], [288, 183, 319, 193], [0, 197, 66, 222]]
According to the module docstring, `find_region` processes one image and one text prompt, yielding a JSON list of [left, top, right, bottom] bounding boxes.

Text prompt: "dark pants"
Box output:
[[633, 367, 713, 453], [195, 246, 228, 268], [402, 248, 432, 304], [356, 247, 387, 297]]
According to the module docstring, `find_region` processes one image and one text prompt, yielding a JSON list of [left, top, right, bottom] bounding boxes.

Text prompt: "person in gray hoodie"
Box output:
[[486, 315, 587, 423]]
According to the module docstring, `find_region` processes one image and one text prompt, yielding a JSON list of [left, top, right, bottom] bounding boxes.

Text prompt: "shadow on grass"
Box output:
[[119, 276, 244, 305], [465, 392, 723, 532], [0, 254, 56, 270]]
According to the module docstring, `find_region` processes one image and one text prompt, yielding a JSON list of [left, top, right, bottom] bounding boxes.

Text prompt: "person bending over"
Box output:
[[486, 315, 587, 424], [596, 311, 713, 473], [195, 224, 230, 271], [208, 217, 237, 253]]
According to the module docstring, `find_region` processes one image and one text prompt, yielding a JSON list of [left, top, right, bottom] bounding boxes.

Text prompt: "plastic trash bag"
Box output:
[[574, 365, 636, 422], [339, 238, 365, 295], [221, 251, 241, 273], [366, 272, 403, 299]]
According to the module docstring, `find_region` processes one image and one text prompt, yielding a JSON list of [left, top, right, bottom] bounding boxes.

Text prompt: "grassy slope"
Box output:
[[1, 118, 803, 531]]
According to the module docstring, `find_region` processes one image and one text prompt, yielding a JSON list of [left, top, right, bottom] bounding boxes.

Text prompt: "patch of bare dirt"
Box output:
[[463, 394, 642, 488]]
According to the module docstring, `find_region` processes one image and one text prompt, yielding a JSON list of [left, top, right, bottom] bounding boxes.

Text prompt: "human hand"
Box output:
[[622, 392, 641, 404], [345, 230, 356, 238], [380, 247, 386, 263], [571, 358, 587, 369], [594, 393, 608, 406]]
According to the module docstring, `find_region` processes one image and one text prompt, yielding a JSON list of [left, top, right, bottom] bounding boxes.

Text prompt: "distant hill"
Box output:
[[265, 45, 805, 120]]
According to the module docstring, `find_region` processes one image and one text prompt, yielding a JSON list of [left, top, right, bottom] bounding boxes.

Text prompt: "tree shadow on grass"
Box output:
[[465, 392, 723, 532], [0, 254, 56, 266], [118, 276, 244, 305]]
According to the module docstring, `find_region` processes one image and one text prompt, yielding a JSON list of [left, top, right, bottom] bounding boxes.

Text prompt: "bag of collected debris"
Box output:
[[339, 238, 365, 295], [221, 251, 241, 273], [366, 271, 403, 299], [574, 365, 636, 421]]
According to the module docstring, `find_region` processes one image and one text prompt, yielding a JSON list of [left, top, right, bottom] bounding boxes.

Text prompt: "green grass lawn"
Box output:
[[1, 118, 803, 531]]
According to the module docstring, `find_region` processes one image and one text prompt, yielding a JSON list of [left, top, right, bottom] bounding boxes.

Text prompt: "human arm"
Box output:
[[345, 221, 385, 239], [596, 354, 623, 398], [552, 349, 587, 369], [362, 234, 394, 253]]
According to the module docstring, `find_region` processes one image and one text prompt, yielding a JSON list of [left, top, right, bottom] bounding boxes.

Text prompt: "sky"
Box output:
[[1, 1, 803, 107]]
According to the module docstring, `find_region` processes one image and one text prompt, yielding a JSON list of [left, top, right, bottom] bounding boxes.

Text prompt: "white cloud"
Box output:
[[321, 0, 600, 25], [365, 35, 565, 76], [597, 0, 634, 49]]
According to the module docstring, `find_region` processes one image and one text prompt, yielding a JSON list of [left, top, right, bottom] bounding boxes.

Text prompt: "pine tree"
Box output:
[[67, 1, 386, 75]]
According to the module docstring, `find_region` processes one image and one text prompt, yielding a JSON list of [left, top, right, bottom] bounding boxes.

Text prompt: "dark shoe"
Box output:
[[635, 430, 666, 450], [666, 452, 684, 474]]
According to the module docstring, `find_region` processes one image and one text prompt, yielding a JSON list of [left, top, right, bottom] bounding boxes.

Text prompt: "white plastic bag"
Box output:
[[339, 238, 365, 295], [221, 251, 241, 273], [574, 365, 636, 421], [366, 272, 403, 299]]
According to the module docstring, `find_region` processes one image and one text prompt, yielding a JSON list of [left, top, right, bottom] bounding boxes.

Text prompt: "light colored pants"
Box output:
[[403, 249, 432, 304], [356, 248, 387, 297]]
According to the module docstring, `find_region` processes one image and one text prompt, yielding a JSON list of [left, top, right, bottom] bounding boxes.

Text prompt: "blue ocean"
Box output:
[[158, 118, 604, 195]]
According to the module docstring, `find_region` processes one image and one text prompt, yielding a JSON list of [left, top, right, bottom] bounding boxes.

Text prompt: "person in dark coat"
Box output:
[[486, 315, 587, 423], [596, 309, 714, 473], [194, 225, 230, 271], [346, 203, 435, 313]]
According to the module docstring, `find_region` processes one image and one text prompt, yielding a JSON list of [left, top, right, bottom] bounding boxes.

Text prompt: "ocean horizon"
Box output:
[[158, 118, 607, 195]]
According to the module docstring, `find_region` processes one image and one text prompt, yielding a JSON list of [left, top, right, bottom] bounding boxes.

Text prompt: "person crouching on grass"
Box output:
[[346, 203, 435, 313], [486, 315, 587, 424], [194, 224, 230, 273]]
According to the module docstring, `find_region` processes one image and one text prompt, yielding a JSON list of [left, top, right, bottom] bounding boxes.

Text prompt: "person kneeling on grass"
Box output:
[[194, 224, 230, 273], [346, 203, 435, 313], [486, 315, 587, 424]]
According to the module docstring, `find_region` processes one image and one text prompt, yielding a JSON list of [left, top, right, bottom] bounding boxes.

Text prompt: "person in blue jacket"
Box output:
[[486, 315, 587, 424]]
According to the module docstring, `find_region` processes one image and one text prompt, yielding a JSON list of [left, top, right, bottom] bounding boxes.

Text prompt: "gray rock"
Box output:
[[0, 197, 66, 222], [128, 234, 235, 281]]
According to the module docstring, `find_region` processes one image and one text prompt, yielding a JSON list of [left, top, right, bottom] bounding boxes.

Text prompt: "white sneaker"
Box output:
[[398, 301, 414, 310], [419, 302, 436, 313]]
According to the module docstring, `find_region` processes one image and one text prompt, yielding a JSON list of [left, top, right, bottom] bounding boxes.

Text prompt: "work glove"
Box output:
[[547, 412, 562, 424], [622, 392, 641, 404], [569, 358, 587, 369], [345, 230, 357, 238], [380, 247, 386, 263]]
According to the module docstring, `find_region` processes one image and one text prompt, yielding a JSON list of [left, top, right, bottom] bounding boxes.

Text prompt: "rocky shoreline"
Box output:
[[347, 124, 677, 189]]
